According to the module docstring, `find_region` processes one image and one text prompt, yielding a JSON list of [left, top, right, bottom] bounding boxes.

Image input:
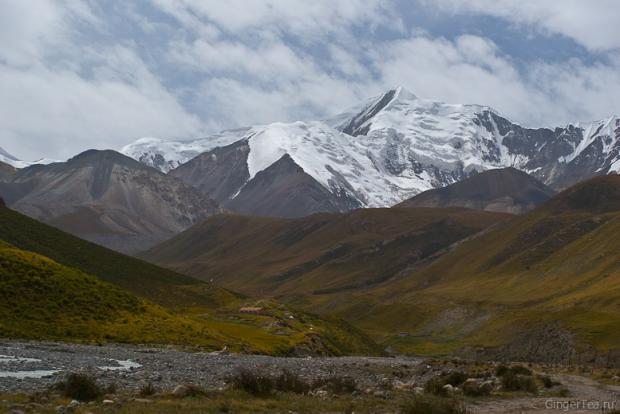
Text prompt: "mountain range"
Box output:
[[0, 150, 220, 253], [0, 203, 380, 355], [144, 174, 620, 365], [122, 86, 620, 217], [2, 86, 620, 364], [1, 86, 618, 243]]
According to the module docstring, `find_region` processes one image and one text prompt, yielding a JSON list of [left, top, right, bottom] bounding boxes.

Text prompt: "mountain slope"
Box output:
[[0, 202, 231, 308], [142, 208, 509, 297], [348, 175, 620, 363], [0, 161, 16, 182], [143, 176, 620, 364], [120, 129, 252, 173], [0, 241, 221, 347], [396, 167, 555, 213], [124, 87, 620, 217], [0, 204, 381, 356], [225, 153, 361, 217], [0, 146, 57, 168], [0, 150, 220, 253]]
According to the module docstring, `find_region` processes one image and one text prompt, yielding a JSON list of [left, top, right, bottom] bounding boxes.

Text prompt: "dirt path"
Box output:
[[469, 372, 620, 413]]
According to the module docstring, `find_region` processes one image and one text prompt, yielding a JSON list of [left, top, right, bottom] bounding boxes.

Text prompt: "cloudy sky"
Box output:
[[2, 0, 620, 160]]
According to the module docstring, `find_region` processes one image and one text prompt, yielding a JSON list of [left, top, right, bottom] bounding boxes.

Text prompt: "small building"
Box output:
[[239, 307, 264, 315]]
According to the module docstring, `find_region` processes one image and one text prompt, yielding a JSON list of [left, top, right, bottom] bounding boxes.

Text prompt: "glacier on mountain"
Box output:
[[121, 87, 620, 208]]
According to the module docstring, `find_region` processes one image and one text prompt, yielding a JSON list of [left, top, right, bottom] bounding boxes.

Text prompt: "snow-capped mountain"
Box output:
[[122, 86, 620, 214], [0, 147, 58, 168], [120, 129, 252, 173]]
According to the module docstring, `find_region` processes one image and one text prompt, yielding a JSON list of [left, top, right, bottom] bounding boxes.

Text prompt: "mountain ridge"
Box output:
[[396, 167, 556, 213], [122, 87, 620, 217], [0, 149, 221, 253]]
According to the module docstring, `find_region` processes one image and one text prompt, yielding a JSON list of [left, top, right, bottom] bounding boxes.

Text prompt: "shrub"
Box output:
[[443, 371, 467, 387], [496, 365, 532, 378], [401, 395, 469, 414], [495, 365, 509, 377], [139, 382, 157, 396], [425, 377, 450, 396], [501, 372, 537, 393], [56, 373, 102, 402], [510, 365, 532, 376], [231, 369, 274, 396], [538, 375, 553, 389], [275, 370, 311, 394]]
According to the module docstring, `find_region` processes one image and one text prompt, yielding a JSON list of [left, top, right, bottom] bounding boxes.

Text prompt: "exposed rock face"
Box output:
[[225, 154, 361, 218], [1, 150, 220, 253], [170, 140, 251, 204], [171, 142, 361, 218], [396, 167, 555, 214], [0, 160, 16, 182]]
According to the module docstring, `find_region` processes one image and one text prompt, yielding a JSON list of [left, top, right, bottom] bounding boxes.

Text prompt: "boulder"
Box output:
[[172, 385, 191, 398]]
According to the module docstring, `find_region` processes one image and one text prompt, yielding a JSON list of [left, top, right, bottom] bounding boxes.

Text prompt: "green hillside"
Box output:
[[333, 176, 620, 362], [0, 204, 382, 356], [0, 203, 237, 309], [143, 176, 620, 364], [143, 207, 509, 297], [0, 241, 222, 347]]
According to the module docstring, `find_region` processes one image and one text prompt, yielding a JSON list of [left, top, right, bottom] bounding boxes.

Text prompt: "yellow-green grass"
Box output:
[[0, 241, 379, 355], [342, 179, 620, 355], [143, 208, 509, 298], [0, 390, 400, 414], [0, 204, 240, 309], [188, 176, 620, 359], [0, 205, 382, 355]]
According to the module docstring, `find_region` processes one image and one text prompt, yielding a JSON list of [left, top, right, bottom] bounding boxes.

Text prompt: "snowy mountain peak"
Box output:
[[391, 86, 418, 101], [122, 90, 620, 211], [0, 147, 58, 169]]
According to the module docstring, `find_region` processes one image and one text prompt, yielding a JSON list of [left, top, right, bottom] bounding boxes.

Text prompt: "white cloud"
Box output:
[[0, 0, 203, 160], [427, 0, 620, 52], [0, 48, 203, 160], [153, 0, 400, 39], [2, 0, 620, 161]]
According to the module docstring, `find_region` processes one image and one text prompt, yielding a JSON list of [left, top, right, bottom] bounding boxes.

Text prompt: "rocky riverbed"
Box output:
[[3, 341, 620, 413], [0, 341, 423, 394]]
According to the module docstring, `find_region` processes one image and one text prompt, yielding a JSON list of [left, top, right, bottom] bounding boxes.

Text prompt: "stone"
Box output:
[[102, 400, 115, 405], [442, 384, 454, 394], [480, 381, 495, 394], [172, 384, 191, 398], [462, 378, 479, 395]]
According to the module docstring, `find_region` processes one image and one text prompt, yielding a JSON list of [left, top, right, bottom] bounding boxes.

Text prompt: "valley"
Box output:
[[2, 88, 620, 413]]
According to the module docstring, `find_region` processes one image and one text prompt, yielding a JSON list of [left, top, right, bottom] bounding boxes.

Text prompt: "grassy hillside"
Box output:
[[0, 205, 382, 356], [144, 176, 620, 364], [341, 176, 620, 361], [0, 203, 237, 309], [0, 242, 220, 347], [143, 207, 509, 297], [395, 167, 555, 213]]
